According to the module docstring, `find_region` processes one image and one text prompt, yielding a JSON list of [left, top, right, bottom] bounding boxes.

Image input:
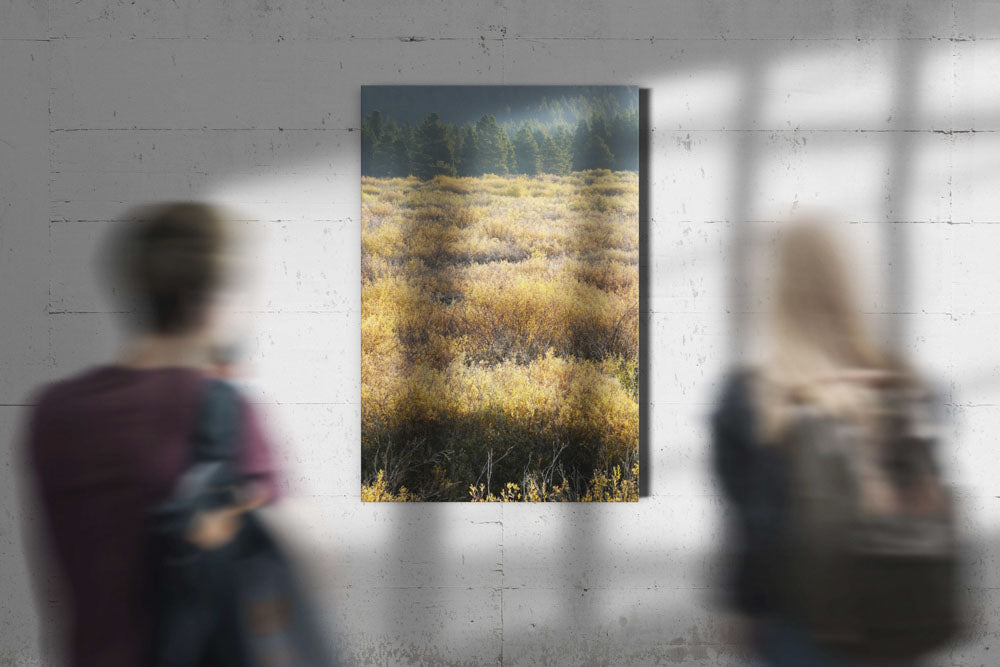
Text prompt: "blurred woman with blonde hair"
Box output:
[[711, 218, 952, 666], [755, 220, 905, 441]]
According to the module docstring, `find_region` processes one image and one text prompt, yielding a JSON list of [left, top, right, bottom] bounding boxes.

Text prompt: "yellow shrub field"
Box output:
[[361, 170, 639, 501]]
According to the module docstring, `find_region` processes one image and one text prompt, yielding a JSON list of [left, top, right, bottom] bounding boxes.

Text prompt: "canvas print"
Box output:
[[361, 85, 639, 502]]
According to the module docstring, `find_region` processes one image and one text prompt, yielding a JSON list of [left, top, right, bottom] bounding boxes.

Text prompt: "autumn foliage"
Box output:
[[361, 170, 639, 501]]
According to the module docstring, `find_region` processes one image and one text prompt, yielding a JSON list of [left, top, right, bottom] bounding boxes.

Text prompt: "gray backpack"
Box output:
[[780, 382, 961, 661]]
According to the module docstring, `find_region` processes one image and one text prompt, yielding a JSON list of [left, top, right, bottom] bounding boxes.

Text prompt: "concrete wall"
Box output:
[[2, 1, 999, 664]]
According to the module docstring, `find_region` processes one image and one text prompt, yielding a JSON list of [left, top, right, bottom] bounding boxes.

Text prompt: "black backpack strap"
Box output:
[[191, 378, 243, 465], [160, 378, 245, 518], [150, 379, 248, 666]]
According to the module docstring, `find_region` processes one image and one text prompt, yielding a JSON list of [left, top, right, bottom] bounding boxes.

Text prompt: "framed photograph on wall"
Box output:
[[361, 85, 639, 502]]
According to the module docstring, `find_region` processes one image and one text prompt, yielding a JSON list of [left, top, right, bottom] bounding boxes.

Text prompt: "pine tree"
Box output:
[[532, 127, 547, 153], [412, 113, 456, 180], [609, 110, 639, 171], [572, 116, 616, 171], [361, 128, 376, 176], [590, 115, 610, 145], [457, 125, 480, 177], [361, 111, 382, 176], [400, 123, 417, 170], [368, 110, 384, 140], [504, 132, 517, 174], [475, 115, 510, 175], [513, 126, 540, 175], [582, 134, 615, 170], [371, 118, 400, 177], [540, 132, 571, 175], [571, 118, 591, 172], [386, 136, 411, 177]]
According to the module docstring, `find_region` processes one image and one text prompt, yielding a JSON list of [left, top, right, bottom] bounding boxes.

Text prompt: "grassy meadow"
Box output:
[[361, 169, 639, 501]]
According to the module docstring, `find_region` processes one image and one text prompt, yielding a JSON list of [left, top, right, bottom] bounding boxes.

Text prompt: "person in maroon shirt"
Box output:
[[22, 203, 280, 666]]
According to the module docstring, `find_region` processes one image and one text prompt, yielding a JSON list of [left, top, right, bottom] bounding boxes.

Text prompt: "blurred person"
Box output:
[[711, 219, 961, 666], [19, 203, 282, 666]]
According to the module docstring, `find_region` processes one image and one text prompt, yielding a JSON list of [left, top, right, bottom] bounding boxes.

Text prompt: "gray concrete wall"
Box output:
[[2, 1, 999, 664]]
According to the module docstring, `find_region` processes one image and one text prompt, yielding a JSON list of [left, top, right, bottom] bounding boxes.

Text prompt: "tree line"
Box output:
[[361, 109, 638, 180]]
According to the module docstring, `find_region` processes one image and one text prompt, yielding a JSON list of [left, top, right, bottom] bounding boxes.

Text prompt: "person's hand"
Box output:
[[186, 507, 242, 550], [186, 483, 268, 549]]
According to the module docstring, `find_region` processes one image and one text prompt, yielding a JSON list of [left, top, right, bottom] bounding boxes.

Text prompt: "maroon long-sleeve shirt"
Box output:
[[22, 365, 280, 666]]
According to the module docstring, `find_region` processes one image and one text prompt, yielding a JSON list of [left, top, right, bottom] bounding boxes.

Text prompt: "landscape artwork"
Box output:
[[361, 85, 639, 502]]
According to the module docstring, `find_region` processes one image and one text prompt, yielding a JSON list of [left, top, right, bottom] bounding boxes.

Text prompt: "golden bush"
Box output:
[[431, 174, 473, 195], [361, 171, 639, 501]]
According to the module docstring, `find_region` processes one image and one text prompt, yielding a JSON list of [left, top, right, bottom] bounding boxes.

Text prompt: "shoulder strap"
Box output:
[[167, 379, 244, 508], [190, 378, 244, 465], [151, 379, 246, 527]]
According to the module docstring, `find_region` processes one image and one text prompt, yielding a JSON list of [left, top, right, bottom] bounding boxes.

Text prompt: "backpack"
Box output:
[[149, 378, 338, 666], [779, 379, 962, 661]]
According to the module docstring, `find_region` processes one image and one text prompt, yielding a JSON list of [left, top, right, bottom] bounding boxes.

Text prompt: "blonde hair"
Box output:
[[757, 220, 904, 441]]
